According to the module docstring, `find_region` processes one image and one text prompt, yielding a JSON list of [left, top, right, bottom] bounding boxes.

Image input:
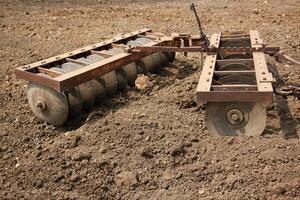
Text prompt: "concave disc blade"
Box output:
[[27, 74, 69, 126], [218, 75, 256, 85], [219, 63, 252, 71], [205, 102, 266, 136], [61, 62, 96, 110], [205, 73, 266, 136], [50, 67, 83, 118]]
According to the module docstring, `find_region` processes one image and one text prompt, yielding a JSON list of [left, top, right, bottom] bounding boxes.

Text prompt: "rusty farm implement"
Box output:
[[15, 3, 299, 136]]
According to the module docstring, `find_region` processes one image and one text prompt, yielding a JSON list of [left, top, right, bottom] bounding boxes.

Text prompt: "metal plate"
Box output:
[[205, 102, 266, 136]]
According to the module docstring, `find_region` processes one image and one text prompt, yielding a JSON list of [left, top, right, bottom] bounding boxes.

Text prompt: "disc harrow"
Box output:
[[15, 29, 175, 126], [15, 3, 300, 136], [197, 31, 273, 136]]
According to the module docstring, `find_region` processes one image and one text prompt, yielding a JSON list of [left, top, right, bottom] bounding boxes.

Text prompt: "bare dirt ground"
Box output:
[[0, 0, 299, 199]]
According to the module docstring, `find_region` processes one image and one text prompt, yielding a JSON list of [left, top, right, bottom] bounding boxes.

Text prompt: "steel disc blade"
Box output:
[[116, 68, 128, 90], [86, 54, 104, 63], [91, 79, 106, 104], [219, 63, 252, 71], [127, 40, 153, 73], [205, 102, 266, 136], [109, 48, 138, 88], [86, 54, 117, 97], [164, 52, 176, 62], [61, 62, 81, 72], [136, 36, 175, 61], [50, 67, 83, 118], [131, 39, 161, 72], [101, 71, 118, 96], [77, 82, 95, 110], [135, 38, 167, 68], [109, 48, 124, 54], [27, 74, 69, 126], [66, 88, 83, 118], [76, 58, 92, 64], [61, 62, 96, 110], [78, 58, 106, 104], [218, 75, 256, 85], [109, 48, 138, 86]]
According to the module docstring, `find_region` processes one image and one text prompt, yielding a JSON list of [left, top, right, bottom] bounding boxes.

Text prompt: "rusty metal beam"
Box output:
[[54, 52, 152, 91], [14, 70, 61, 90], [54, 40, 165, 92], [250, 30, 274, 94], [211, 85, 257, 91], [15, 28, 151, 74], [197, 91, 273, 103], [196, 30, 274, 103], [37, 67, 62, 78], [196, 33, 221, 93]]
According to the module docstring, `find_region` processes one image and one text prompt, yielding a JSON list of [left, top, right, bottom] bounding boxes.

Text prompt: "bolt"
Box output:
[[35, 101, 46, 111], [231, 113, 240, 121]]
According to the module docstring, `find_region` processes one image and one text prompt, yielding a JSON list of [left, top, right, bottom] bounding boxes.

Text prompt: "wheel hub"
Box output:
[[35, 98, 46, 111], [205, 102, 266, 136], [226, 109, 244, 125]]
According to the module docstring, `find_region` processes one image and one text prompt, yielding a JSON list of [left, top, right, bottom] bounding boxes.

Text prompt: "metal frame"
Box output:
[[15, 29, 204, 92], [196, 30, 274, 103], [15, 28, 275, 103], [15, 28, 169, 92]]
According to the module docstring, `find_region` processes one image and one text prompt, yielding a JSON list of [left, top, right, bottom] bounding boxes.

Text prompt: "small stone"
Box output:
[[184, 142, 192, 147], [135, 75, 153, 90], [163, 169, 176, 180], [115, 171, 138, 187], [145, 136, 151, 142], [274, 186, 287, 195], [35, 150, 42, 158], [171, 144, 186, 157], [186, 85, 193, 91], [35, 179, 44, 188], [179, 99, 197, 109], [53, 172, 64, 182], [73, 153, 92, 161], [191, 138, 199, 143], [69, 174, 81, 182], [138, 131, 145, 135], [253, 9, 260, 14], [100, 147, 107, 154], [141, 148, 154, 159], [227, 138, 234, 145], [199, 189, 205, 195], [79, 169, 88, 178], [175, 172, 183, 179], [70, 135, 81, 148]]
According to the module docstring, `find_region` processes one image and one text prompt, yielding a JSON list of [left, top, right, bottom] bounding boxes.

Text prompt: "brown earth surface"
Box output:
[[0, 0, 300, 199]]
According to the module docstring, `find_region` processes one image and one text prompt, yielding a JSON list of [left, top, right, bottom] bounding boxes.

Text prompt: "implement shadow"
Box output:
[[267, 63, 299, 139], [63, 57, 201, 131]]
